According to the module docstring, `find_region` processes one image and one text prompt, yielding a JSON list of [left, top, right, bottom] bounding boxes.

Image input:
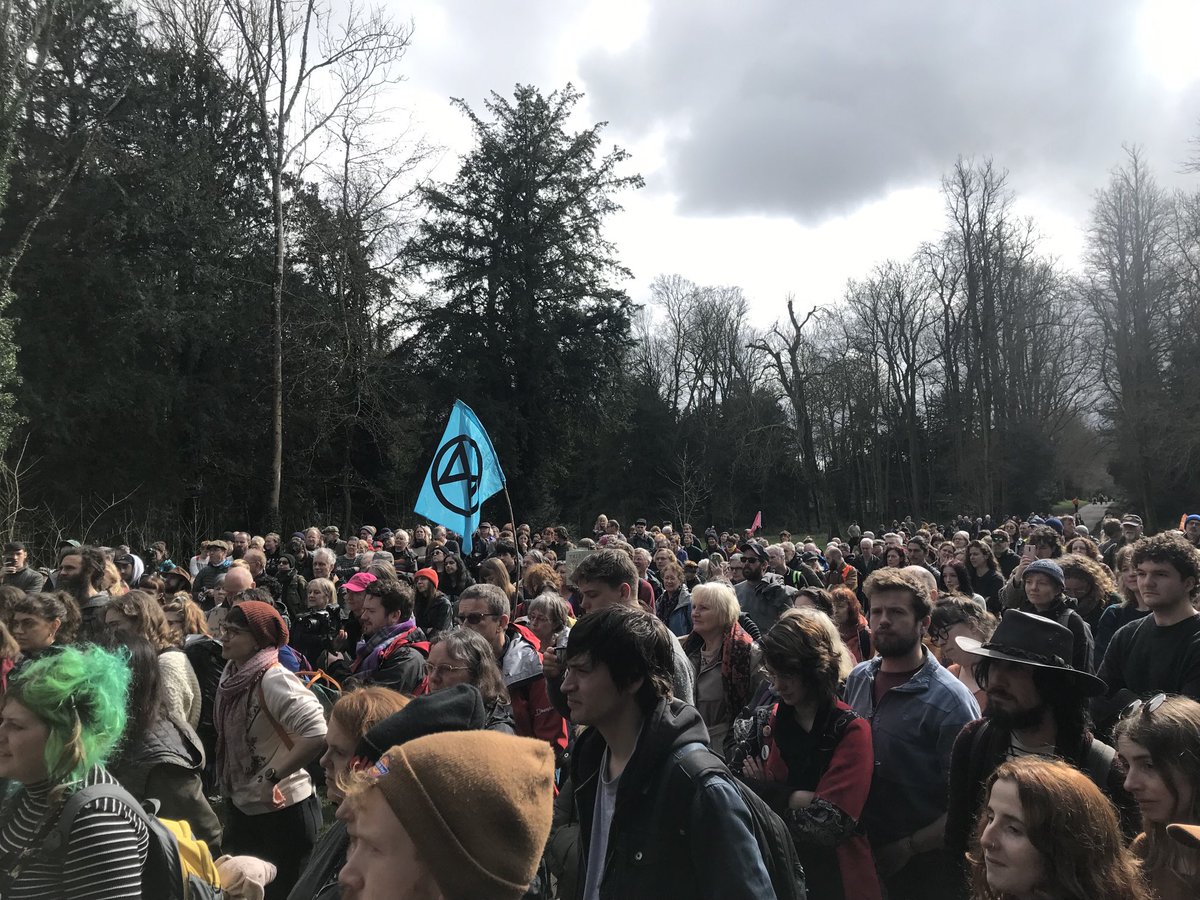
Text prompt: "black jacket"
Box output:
[[109, 715, 222, 853], [570, 698, 776, 900], [414, 591, 453, 640]]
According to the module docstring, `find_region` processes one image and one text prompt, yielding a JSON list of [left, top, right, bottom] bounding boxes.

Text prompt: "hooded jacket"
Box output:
[[499, 623, 569, 762], [570, 698, 777, 900]]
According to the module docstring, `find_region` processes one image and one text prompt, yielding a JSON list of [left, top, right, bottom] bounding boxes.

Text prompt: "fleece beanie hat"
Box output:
[[235, 600, 289, 648], [414, 567, 439, 590], [355, 684, 486, 763], [1023, 558, 1065, 591], [369, 731, 554, 900]]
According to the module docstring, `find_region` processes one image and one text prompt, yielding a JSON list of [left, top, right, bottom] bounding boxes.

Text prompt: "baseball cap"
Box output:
[[1121, 514, 1143, 527], [344, 572, 378, 593], [740, 543, 770, 563]]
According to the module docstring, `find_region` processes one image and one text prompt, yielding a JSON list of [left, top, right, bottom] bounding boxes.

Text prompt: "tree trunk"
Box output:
[[268, 165, 284, 529]]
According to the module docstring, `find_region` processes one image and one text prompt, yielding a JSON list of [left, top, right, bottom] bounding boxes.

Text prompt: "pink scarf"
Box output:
[[214, 647, 279, 791]]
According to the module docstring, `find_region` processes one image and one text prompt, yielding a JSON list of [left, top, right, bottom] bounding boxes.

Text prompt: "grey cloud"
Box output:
[[580, 1, 1200, 223]]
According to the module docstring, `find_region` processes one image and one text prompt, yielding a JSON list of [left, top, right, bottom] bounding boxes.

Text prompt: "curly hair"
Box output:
[[966, 539, 998, 573], [1029, 525, 1064, 558], [0, 619, 18, 660], [1131, 533, 1200, 594], [968, 757, 1149, 900], [521, 563, 562, 600], [105, 589, 175, 651], [930, 597, 997, 645], [1065, 537, 1101, 562], [5, 644, 131, 785], [761, 607, 844, 704], [9, 592, 82, 645], [160, 593, 209, 640], [1058, 553, 1116, 602]]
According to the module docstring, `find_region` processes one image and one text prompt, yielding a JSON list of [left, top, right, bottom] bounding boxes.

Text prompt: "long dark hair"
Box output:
[[975, 658, 1089, 758], [99, 636, 162, 768]]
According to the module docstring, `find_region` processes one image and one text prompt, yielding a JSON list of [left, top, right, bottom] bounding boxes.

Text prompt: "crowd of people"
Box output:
[[1, 508, 1200, 898]]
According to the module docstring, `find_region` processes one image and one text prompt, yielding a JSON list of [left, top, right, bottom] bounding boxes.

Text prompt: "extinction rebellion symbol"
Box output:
[[431, 435, 484, 516]]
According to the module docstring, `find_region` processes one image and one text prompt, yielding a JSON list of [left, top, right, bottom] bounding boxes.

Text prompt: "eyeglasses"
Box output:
[[758, 666, 797, 686], [1122, 693, 1167, 719], [429, 663, 470, 677], [218, 624, 249, 637], [456, 612, 500, 626]]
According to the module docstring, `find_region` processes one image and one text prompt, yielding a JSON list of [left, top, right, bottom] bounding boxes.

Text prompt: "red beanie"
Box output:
[[415, 567, 439, 590], [236, 600, 289, 648]]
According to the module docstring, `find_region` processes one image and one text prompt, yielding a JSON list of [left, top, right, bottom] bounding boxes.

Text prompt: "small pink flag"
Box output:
[[749, 510, 762, 534]]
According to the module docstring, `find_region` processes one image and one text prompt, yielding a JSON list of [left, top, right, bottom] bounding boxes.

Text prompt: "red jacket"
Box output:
[[499, 623, 569, 762]]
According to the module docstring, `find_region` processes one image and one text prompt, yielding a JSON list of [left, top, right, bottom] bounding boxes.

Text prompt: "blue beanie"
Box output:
[[1186, 514, 1200, 525], [1045, 517, 1064, 535], [1023, 558, 1065, 590]]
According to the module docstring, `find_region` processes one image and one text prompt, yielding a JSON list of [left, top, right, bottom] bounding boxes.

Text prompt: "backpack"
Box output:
[[665, 745, 808, 900], [48, 782, 223, 899], [296, 669, 343, 718]]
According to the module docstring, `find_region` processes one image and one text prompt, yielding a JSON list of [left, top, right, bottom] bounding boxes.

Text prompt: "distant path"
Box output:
[[1075, 502, 1109, 531]]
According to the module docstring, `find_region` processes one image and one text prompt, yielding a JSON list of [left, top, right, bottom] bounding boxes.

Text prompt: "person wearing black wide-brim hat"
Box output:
[[943, 609, 1139, 893]]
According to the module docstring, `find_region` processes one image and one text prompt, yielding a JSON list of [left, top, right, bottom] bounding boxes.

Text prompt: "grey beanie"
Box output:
[[1023, 558, 1065, 590]]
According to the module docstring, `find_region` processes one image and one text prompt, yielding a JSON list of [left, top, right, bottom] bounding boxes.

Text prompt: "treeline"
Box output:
[[0, 0, 1196, 552]]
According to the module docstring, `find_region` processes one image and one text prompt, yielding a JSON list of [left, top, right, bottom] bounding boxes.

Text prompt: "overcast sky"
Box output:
[[391, 0, 1200, 324]]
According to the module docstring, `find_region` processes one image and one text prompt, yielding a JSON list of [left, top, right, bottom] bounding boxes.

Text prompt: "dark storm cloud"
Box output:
[[580, 1, 1200, 223]]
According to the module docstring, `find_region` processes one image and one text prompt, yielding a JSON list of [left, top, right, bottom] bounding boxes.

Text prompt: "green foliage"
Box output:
[[406, 84, 643, 520]]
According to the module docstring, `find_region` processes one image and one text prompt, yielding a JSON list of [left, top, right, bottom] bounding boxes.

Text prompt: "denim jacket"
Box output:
[[843, 649, 980, 845]]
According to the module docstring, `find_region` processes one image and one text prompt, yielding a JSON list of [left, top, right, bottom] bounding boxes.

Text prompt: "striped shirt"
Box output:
[[0, 766, 149, 899]]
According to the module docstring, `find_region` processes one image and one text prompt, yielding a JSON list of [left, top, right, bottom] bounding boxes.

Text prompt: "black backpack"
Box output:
[[666, 746, 808, 900], [46, 782, 222, 900]]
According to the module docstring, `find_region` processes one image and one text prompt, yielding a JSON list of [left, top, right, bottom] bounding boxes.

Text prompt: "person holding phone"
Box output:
[[998, 526, 1063, 611], [0, 540, 45, 594]]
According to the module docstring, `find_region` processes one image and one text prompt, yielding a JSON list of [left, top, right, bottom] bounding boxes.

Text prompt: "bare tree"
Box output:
[[220, 0, 413, 526], [1083, 146, 1178, 525]]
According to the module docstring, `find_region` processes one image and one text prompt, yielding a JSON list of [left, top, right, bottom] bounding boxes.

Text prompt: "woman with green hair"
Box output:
[[0, 644, 150, 898]]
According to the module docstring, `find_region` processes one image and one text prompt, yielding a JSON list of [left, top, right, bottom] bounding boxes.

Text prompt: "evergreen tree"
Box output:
[[407, 84, 642, 518]]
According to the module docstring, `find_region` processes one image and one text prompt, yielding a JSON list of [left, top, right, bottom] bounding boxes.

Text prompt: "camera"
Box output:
[[294, 607, 340, 647]]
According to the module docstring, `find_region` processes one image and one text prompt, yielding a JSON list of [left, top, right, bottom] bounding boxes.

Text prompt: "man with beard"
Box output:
[[231, 531, 251, 560], [413, 567, 453, 640], [735, 543, 794, 633], [57, 544, 111, 640], [944, 610, 1134, 893], [844, 568, 979, 900]]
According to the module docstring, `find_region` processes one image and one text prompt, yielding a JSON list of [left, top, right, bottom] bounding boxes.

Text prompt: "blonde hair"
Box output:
[[690, 582, 740, 631], [307, 577, 337, 606]]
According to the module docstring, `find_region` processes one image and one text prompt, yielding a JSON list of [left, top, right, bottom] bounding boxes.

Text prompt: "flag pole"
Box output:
[[501, 487, 516, 535]]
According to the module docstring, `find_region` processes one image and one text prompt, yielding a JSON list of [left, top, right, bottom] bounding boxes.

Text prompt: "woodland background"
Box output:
[[1, 0, 1198, 551]]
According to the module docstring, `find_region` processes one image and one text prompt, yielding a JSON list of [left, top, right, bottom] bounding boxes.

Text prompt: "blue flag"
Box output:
[[414, 400, 505, 554]]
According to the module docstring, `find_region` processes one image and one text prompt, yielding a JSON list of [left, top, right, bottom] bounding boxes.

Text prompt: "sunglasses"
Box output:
[[456, 612, 500, 626], [1122, 693, 1167, 719]]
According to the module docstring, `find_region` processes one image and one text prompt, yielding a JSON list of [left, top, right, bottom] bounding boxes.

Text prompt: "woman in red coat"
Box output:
[[729, 607, 882, 900]]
